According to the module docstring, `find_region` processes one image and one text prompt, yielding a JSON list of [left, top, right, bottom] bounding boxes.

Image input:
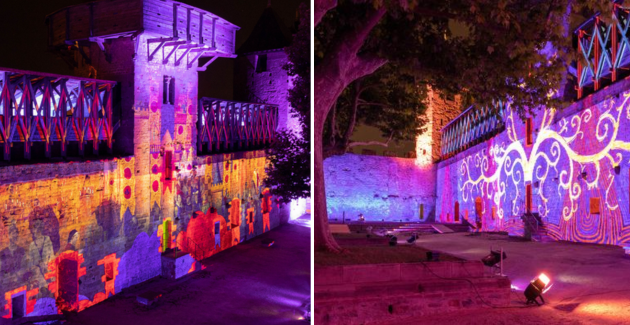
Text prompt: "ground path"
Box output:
[[64, 222, 311, 325]]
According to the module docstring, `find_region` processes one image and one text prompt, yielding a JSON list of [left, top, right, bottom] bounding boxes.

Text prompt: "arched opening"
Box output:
[[58, 258, 78, 309]]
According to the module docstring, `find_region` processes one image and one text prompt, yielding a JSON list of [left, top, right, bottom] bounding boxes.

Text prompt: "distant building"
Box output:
[[234, 2, 300, 135]]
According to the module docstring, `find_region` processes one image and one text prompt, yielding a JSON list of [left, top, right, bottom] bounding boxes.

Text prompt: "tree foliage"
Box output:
[[264, 3, 311, 203], [323, 63, 427, 157]]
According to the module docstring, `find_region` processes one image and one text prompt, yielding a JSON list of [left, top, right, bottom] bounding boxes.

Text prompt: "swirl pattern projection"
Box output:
[[438, 91, 630, 246]]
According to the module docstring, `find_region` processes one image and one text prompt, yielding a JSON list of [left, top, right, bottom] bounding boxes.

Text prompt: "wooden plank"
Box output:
[[68, 5, 91, 40], [92, 0, 143, 37], [50, 11, 67, 46]]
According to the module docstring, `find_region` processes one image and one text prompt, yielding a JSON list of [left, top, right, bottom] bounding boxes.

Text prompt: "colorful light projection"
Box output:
[[0, 152, 282, 318], [450, 91, 630, 245]]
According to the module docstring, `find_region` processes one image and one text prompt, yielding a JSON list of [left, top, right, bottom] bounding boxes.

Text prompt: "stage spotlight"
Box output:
[[524, 273, 550, 305], [481, 250, 507, 267], [389, 236, 397, 246], [406, 234, 417, 244], [261, 238, 275, 247]]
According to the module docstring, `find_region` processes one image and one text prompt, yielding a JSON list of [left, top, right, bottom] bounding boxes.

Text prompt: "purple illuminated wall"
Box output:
[[436, 84, 630, 246], [324, 154, 436, 222], [0, 0, 290, 319]]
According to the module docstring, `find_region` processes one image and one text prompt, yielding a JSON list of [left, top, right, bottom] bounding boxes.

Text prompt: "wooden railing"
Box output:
[[0, 68, 117, 161], [197, 98, 278, 155], [574, 4, 630, 98], [439, 100, 507, 160]]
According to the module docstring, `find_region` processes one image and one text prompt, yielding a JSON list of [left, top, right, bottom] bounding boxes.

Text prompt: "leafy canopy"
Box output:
[[264, 3, 311, 203]]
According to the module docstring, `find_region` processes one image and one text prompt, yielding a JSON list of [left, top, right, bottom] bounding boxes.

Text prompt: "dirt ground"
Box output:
[[395, 232, 630, 325], [62, 221, 311, 325]]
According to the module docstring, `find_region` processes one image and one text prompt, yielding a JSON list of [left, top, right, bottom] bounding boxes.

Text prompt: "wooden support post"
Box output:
[[107, 84, 113, 155], [594, 18, 600, 92], [60, 80, 67, 158], [23, 75, 32, 160], [92, 82, 99, 156], [44, 79, 52, 158], [78, 81, 85, 157], [2, 72, 10, 161]]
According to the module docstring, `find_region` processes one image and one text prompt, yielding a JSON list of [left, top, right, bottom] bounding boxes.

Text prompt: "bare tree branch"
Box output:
[[315, 0, 337, 27], [348, 131, 395, 148], [343, 80, 362, 143]]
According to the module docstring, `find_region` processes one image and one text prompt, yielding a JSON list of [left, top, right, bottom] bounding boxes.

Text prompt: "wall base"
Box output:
[[160, 251, 200, 280]]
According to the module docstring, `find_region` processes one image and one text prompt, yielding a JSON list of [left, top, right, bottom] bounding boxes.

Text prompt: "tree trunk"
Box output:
[[314, 74, 345, 252], [314, 7, 388, 252]]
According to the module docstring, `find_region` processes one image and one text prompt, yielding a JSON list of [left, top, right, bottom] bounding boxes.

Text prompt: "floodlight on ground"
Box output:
[[481, 250, 507, 267], [426, 251, 441, 261], [406, 234, 417, 244], [524, 273, 551, 306], [389, 236, 397, 246], [261, 238, 275, 247]]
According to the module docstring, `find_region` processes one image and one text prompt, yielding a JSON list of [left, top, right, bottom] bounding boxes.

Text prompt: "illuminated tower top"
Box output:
[[46, 0, 238, 71]]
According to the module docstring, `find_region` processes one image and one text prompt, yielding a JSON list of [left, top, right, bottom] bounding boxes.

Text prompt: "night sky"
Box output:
[[0, 0, 304, 100]]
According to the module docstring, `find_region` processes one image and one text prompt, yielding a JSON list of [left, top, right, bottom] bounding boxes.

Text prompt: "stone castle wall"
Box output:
[[0, 31, 289, 318], [436, 78, 630, 247], [324, 154, 436, 222], [234, 50, 298, 133]]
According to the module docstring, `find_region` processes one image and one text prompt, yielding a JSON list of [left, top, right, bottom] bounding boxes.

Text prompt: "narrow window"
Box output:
[[105, 262, 114, 282], [526, 183, 532, 213], [256, 54, 267, 73], [590, 197, 600, 214], [526, 117, 533, 146], [164, 150, 173, 180], [163, 76, 175, 105], [11, 294, 25, 319], [454, 201, 460, 222]]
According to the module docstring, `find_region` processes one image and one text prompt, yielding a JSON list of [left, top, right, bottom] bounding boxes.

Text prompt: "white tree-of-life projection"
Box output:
[[458, 92, 630, 244]]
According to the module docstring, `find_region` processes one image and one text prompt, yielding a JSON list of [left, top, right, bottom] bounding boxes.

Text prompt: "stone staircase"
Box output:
[[521, 212, 555, 242]]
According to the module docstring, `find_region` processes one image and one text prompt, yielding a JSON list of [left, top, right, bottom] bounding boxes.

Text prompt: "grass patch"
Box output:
[[315, 243, 462, 267]]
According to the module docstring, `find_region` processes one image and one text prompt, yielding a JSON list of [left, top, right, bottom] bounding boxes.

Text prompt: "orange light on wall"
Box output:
[[2, 286, 39, 319], [97, 253, 120, 298], [261, 188, 272, 233], [590, 197, 601, 214], [44, 251, 86, 313]]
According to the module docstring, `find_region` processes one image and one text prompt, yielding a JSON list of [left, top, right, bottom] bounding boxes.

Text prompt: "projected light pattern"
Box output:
[[0, 152, 283, 318], [439, 90, 630, 246]]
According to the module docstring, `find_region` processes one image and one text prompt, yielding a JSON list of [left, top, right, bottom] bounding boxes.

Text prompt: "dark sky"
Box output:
[[0, 0, 304, 100]]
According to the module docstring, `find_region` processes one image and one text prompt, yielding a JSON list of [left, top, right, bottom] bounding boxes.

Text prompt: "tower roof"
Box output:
[[237, 4, 291, 55]]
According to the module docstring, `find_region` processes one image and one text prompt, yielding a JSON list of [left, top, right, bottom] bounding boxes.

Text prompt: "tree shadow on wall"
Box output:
[[94, 200, 123, 242], [123, 208, 141, 252], [28, 206, 60, 254]]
